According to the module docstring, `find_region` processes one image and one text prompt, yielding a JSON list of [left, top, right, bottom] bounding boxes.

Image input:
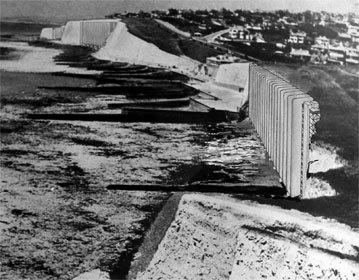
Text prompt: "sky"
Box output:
[[1, 0, 358, 23]]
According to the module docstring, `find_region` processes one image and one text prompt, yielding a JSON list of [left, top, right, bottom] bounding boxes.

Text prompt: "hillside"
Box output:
[[122, 17, 224, 63]]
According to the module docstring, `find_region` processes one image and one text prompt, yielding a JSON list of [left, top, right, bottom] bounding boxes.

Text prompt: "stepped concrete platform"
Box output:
[[190, 81, 247, 113]]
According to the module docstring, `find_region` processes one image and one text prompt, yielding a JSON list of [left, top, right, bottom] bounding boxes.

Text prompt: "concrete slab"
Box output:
[[191, 81, 247, 113]]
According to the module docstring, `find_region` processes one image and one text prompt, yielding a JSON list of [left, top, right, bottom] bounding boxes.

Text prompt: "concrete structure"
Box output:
[[38, 20, 320, 197], [206, 54, 242, 66], [288, 30, 306, 44], [61, 19, 118, 48], [40, 26, 65, 40], [248, 64, 320, 197], [315, 36, 330, 47], [40, 19, 118, 47]]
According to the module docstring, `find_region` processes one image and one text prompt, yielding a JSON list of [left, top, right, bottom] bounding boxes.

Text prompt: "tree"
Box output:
[[168, 8, 179, 16], [304, 10, 312, 23]]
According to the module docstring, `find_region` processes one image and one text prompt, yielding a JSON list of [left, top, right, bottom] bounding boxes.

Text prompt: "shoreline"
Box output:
[[1, 19, 358, 280]]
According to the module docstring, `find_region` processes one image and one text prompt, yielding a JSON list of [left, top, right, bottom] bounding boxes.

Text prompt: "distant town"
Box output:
[[107, 8, 359, 65]]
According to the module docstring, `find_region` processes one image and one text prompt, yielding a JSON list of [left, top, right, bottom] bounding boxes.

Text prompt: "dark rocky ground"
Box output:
[[1, 22, 358, 280], [0, 68, 273, 280]]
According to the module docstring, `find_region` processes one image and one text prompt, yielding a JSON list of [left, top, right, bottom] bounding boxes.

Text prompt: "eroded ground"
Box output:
[[136, 194, 359, 280], [0, 68, 272, 280]]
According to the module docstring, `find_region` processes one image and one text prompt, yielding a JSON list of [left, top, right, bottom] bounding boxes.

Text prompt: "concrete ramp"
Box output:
[[214, 63, 249, 91], [94, 22, 200, 73], [248, 64, 320, 197], [191, 63, 250, 113]]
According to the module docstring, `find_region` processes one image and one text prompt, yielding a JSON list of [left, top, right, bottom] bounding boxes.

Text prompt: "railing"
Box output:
[[248, 64, 320, 197]]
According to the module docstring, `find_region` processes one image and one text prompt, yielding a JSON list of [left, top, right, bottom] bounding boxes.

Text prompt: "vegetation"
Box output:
[[266, 64, 358, 163], [178, 40, 223, 63], [122, 17, 224, 62], [298, 23, 338, 39], [122, 17, 183, 56]]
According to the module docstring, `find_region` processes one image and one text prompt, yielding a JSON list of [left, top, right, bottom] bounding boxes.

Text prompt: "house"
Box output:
[[229, 26, 245, 39], [290, 48, 311, 58], [288, 30, 306, 44], [315, 36, 330, 47], [206, 54, 242, 66]]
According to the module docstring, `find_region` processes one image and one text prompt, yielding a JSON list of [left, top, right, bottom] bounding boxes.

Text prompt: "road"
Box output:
[[203, 28, 231, 43]]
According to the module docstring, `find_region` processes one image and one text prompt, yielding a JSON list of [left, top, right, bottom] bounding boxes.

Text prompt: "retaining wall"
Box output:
[[248, 64, 320, 197], [60, 19, 118, 47], [94, 22, 200, 74], [40, 26, 64, 40], [61, 21, 82, 45], [40, 28, 53, 40], [80, 20, 118, 47]]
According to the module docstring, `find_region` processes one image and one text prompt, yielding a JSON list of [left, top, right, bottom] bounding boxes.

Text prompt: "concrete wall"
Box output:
[[94, 22, 200, 74], [248, 64, 320, 197], [53, 26, 65, 40], [40, 28, 54, 40], [40, 26, 65, 40], [61, 21, 82, 45], [80, 20, 118, 47], [60, 19, 118, 47]]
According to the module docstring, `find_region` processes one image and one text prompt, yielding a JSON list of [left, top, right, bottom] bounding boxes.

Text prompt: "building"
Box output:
[[229, 26, 245, 39], [315, 36, 330, 47], [290, 48, 311, 58], [206, 54, 242, 66], [288, 30, 306, 44]]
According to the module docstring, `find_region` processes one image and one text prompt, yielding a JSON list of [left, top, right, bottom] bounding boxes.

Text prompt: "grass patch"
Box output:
[[178, 39, 224, 63], [266, 64, 358, 163], [122, 18, 183, 56], [122, 17, 224, 63]]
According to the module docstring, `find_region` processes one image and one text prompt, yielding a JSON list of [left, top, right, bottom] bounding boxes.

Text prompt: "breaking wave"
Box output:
[[309, 142, 346, 174], [303, 177, 337, 199], [304, 142, 346, 199]]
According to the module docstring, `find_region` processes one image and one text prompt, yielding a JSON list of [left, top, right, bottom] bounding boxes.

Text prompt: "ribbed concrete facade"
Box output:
[[80, 21, 118, 47], [248, 64, 320, 197], [40, 26, 65, 40], [39, 20, 119, 47]]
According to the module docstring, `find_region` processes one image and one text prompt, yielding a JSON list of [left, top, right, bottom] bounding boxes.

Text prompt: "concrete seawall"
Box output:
[[248, 64, 320, 197], [40, 26, 65, 40], [40, 19, 201, 76], [40, 19, 119, 48], [94, 21, 200, 74], [38, 21, 320, 197]]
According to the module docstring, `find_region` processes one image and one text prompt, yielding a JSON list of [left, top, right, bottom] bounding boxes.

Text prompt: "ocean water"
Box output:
[[1, 0, 355, 24]]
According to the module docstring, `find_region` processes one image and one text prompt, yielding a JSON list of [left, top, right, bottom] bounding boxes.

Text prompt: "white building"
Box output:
[[229, 26, 245, 39], [288, 30, 306, 44], [315, 36, 330, 47]]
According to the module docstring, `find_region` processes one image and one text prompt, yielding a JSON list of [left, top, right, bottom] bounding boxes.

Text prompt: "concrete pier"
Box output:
[[248, 64, 320, 197]]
